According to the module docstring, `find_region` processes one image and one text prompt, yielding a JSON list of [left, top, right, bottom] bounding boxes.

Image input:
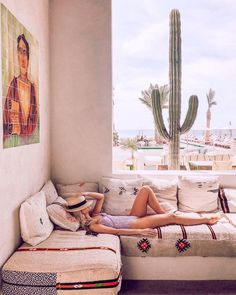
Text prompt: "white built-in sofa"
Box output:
[[2, 171, 236, 294]]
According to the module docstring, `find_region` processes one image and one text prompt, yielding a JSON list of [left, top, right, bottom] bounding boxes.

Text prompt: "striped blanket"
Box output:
[[121, 213, 236, 257], [2, 230, 122, 295]]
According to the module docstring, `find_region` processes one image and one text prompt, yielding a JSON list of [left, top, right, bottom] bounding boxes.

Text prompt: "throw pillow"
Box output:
[[142, 177, 178, 213], [20, 191, 54, 246], [41, 180, 59, 205], [178, 175, 219, 213], [56, 182, 99, 199], [219, 187, 236, 213], [100, 177, 143, 215], [47, 197, 80, 231]]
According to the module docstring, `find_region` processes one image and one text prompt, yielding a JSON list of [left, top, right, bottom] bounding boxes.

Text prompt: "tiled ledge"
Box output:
[[111, 170, 236, 188], [112, 169, 236, 176]]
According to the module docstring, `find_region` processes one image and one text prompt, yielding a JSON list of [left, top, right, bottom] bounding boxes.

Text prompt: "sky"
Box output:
[[112, 0, 236, 132]]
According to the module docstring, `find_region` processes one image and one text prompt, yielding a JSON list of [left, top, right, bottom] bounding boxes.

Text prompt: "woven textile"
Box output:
[[2, 230, 121, 295], [120, 213, 236, 257]]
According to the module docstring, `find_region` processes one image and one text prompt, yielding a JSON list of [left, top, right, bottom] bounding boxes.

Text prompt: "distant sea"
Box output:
[[117, 129, 155, 139], [117, 129, 236, 140]]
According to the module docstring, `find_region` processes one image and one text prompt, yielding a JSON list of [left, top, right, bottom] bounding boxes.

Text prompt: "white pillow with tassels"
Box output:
[[20, 191, 54, 246], [56, 182, 98, 199], [40, 180, 59, 205], [100, 177, 143, 215], [178, 175, 219, 213], [142, 177, 178, 213], [47, 197, 80, 231], [219, 187, 236, 213]]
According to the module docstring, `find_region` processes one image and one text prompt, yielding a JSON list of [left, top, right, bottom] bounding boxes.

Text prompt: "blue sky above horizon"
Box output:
[[112, 0, 236, 131]]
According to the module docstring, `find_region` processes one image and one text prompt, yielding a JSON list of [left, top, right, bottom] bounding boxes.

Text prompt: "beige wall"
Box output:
[[50, 0, 112, 184], [0, 0, 50, 275]]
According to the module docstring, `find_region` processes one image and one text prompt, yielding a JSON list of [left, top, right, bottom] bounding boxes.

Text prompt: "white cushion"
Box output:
[[100, 177, 143, 215], [3, 231, 121, 291], [56, 182, 98, 199], [178, 175, 219, 213], [20, 191, 54, 246], [219, 188, 236, 213], [47, 197, 80, 231], [142, 177, 178, 213], [41, 180, 59, 205]]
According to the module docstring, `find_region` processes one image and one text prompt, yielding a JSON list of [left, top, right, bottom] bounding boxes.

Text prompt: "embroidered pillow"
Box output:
[[41, 180, 59, 205], [20, 191, 54, 246], [178, 175, 219, 213], [101, 177, 143, 215], [56, 182, 98, 199], [142, 177, 178, 213], [47, 197, 80, 231], [219, 188, 236, 213]]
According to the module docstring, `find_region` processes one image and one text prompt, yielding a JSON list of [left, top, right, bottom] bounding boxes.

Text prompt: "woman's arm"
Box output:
[[83, 192, 104, 215], [89, 223, 157, 237]]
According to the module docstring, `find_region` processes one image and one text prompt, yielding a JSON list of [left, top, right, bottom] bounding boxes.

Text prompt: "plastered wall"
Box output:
[[0, 0, 50, 274], [50, 0, 112, 184]]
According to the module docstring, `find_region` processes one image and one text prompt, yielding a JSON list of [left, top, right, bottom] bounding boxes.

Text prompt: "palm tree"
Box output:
[[113, 130, 119, 146], [120, 138, 138, 170], [138, 83, 169, 144], [205, 88, 217, 143]]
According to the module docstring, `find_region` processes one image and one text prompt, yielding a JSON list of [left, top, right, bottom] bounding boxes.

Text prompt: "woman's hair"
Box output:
[[73, 211, 97, 229], [17, 34, 30, 59]]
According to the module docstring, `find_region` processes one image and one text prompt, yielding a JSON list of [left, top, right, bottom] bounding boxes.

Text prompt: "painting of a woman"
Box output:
[[3, 34, 38, 140], [2, 4, 39, 148]]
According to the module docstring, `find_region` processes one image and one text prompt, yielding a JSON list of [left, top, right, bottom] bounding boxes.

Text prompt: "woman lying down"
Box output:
[[65, 186, 223, 237]]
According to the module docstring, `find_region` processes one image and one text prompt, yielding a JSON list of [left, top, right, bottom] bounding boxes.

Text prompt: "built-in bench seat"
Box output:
[[2, 230, 122, 295], [2, 175, 236, 294], [120, 213, 236, 257]]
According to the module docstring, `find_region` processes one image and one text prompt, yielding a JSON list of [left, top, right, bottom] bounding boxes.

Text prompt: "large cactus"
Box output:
[[152, 9, 198, 169]]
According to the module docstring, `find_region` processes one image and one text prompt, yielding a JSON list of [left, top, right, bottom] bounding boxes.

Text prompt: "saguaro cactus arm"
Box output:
[[151, 89, 170, 140], [169, 9, 181, 140], [151, 9, 198, 170], [180, 95, 199, 134]]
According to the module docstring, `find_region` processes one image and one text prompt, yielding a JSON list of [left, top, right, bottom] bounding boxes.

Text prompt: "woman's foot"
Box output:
[[206, 213, 224, 225]]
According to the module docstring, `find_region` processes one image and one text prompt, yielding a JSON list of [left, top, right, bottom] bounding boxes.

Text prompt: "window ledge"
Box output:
[[112, 169, 236, 177]]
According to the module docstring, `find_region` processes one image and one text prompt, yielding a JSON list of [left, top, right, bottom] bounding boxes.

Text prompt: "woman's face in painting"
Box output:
[[18, 39, 29, 76]]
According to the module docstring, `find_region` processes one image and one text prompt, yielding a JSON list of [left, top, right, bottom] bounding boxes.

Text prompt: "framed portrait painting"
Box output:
[[1, 4, 39, 148]]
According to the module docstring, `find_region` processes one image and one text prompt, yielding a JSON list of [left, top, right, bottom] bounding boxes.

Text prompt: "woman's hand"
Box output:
[[138, 228, 157, 237]]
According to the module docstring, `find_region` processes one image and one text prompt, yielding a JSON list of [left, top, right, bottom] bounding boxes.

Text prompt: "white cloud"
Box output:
[[122, 21, 168, 58]]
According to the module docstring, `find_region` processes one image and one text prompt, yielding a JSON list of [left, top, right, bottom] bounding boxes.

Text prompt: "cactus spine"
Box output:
[[152, 9, 198, 170]]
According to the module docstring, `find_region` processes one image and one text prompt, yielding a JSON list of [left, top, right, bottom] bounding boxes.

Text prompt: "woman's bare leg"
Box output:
[[130, 212, 223, 229], [129, 186, 165, 217]]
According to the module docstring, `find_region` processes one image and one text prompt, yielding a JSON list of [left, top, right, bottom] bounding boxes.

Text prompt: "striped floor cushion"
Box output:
[[120, 213, 236, 257], [2, 230, 121, 295]]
